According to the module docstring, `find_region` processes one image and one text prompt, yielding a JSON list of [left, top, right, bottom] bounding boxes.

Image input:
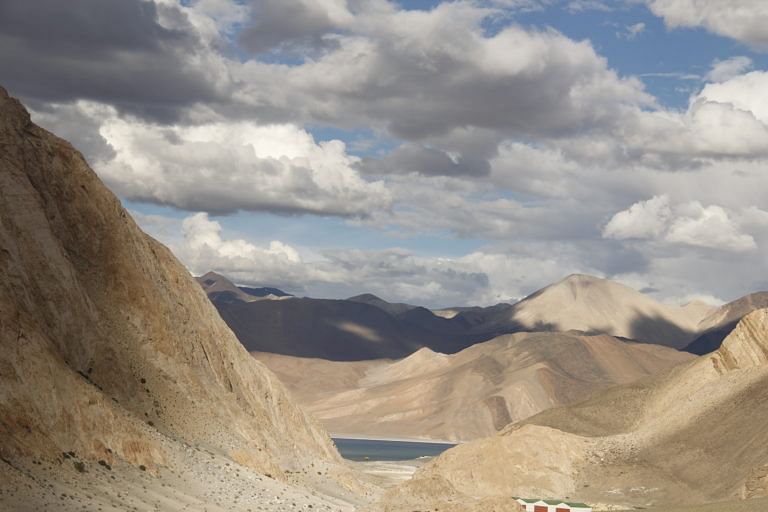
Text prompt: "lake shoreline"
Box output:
[[330, 433, 460, 445]]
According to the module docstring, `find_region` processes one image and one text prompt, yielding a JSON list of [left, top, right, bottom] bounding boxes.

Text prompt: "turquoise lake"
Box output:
[[332, 437, 456, 461]]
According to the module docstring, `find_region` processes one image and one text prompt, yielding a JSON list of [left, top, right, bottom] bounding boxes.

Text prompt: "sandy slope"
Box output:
[[374, 308, 768, 511], [0, 436, 359, 512], [0, 86, 366, 510], [254, 331, 692, 441]]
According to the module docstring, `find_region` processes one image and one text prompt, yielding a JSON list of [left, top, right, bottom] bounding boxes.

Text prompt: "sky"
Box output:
[[2, 0, 768, 307]]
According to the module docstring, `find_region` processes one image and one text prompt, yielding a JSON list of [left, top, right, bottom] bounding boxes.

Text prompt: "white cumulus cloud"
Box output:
[[699, 71, 768, 124], [92, 107, 391, 216], [649, 0, 768, 50], [604, 196, 759, 252], [603, 195, 672, 240], [706, 56, 753, 83]]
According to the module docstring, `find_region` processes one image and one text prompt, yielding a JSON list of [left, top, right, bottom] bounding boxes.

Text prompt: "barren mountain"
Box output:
[[197, 271, 292, 303], [254, 331, 693, 441], [376, 308, 768, 511], [197, 271, 258, 302], [482, 274, 710, 348], [205, 287, 507, 360], [0, 87, 362, 510], [685, 292, 768, 355], [207, 274, 716, 362], [347, 293, 418, 316]]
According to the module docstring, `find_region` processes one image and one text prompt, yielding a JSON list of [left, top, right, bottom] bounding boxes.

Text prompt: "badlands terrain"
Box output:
[[2, 84, 768, 512]]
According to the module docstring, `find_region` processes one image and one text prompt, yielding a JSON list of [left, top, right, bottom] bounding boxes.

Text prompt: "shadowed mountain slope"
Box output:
[[254, 331, 693, 441], [684, 292, 768, 355], [204, 278, 508, 360]]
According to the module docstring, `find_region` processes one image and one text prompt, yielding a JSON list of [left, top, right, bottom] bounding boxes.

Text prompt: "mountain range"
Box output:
[[199, 271, 508, 360], [201, 271, 767, 358]]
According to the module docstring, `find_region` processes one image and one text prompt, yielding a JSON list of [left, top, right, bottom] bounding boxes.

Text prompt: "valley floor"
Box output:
[[350, 459, 426, 488], [4, 448, 766, 512]]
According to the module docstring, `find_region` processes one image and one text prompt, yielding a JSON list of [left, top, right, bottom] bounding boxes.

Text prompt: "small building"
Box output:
[[513, 497, 592, 512]]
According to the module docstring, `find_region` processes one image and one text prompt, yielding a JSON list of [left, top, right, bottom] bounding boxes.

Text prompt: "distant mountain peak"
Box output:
[[196, 271, 240, 292], [347, 293, 417, 316], [196, 271, 291, 300], [502, 273, 702, 348], [560, 273, 605, 283], [200, 270, 226, 279], [199, 270, 233, 286], [348, 293, 387, 303]]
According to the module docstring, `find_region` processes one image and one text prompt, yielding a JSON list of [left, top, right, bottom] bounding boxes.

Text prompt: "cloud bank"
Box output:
[[6, 0, 768, 305]]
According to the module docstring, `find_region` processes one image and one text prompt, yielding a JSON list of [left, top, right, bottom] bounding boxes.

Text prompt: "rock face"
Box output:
[[255, 332, 693, 441], [377, 308, 768, 510], [0, 86, 338, 478], [709, 307, 768, 371]]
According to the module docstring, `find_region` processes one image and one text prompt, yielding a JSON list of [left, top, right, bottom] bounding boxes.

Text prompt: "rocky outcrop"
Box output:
[[708, 308, 768, 373], [685, 293, 768, 355], [0, 86, 338, 479]]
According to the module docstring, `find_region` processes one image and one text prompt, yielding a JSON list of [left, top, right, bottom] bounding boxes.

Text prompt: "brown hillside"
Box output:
[[375, 308, 768, 511], [254, 331, 692, 441], [0, 86, 361, 511]]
